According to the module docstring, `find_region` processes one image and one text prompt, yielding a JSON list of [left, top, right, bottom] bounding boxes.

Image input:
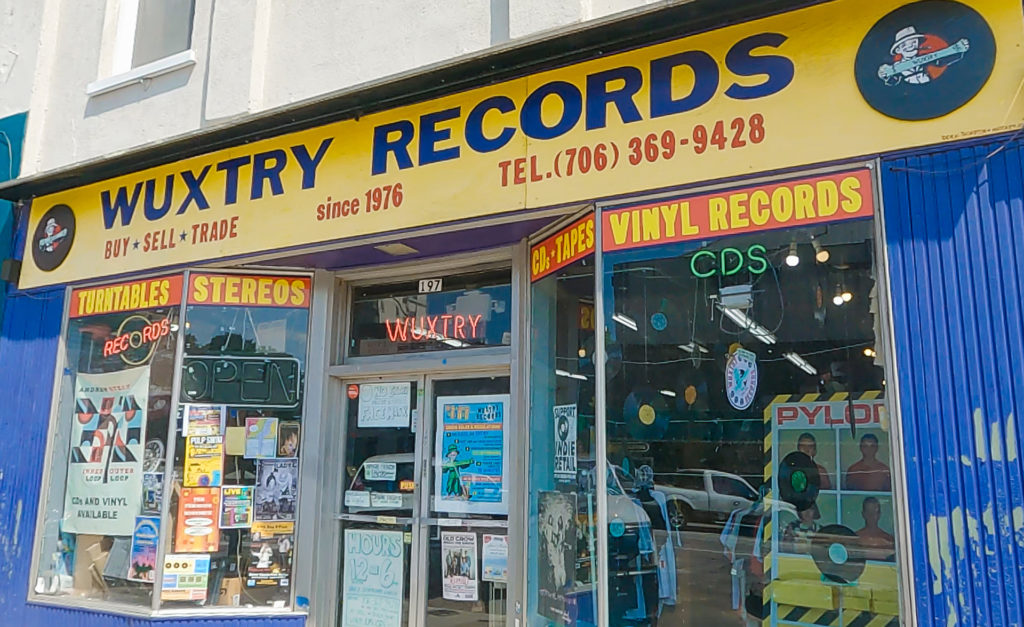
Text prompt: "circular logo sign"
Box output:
[[31, 203, 76, 271], [725, 348, 758, 410], [855, 0, 995, 120]]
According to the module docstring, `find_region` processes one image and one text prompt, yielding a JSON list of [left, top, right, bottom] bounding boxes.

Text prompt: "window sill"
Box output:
[[86, 50, 196, 97], [28, 594, 307, 619]]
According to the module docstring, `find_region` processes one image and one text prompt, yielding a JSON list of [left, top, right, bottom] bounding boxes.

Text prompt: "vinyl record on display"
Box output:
[[623, 385, 670, 440], [674, 367, 710, 415], [810, 524, 866, 584], [778, 451, 821, 512]]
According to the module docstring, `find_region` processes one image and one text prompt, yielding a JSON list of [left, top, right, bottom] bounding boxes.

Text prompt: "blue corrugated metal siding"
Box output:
[[0, 287, 307, 626], [883, 137, 1024, 627]]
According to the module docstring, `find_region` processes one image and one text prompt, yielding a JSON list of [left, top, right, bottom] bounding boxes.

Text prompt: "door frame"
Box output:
[[313, 242, 530, 627]]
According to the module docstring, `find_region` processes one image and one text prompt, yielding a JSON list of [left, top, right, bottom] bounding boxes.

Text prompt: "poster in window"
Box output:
[[277, 421, 300, 457], [142, 471, 163, 514], [538, 491, 577, 623], [254, 458, 298, 521], [553, 404, 577, 482], [357, 382, 411, 428], [161, 554, 210, 601], [183, 403, 225, 437], [127, 516, 160, 583], [62, 366, 149, 535], [481, 534, 508, 583], [184, 435, 223, 487], [441, 531, 478, 601], [245, 521, 294, 588], [433, 394, 509, 515], [342, 529, 404, 627], [245, 416, 279, 459], [174, 487, 220, 552], [219, 485, 254, 528]]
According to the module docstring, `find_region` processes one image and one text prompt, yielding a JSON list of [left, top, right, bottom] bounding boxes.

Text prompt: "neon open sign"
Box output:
[[181, 356, 302, 408]]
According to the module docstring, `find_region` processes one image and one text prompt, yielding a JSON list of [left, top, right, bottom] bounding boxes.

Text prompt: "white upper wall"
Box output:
[[19, 0, 660, 176], [0, 0, 45, 118]]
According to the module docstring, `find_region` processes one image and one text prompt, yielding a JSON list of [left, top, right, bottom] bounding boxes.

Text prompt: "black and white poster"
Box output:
[[254, 458, 298, 521], [553, 404, 577, 482], [538, 491, 577, 624]]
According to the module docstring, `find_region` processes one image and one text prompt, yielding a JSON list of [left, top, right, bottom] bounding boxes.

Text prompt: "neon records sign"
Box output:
[[104, 315, 172, 365]]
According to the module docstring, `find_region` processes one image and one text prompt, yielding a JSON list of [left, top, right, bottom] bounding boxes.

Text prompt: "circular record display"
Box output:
[[811, 524, 867, 584]]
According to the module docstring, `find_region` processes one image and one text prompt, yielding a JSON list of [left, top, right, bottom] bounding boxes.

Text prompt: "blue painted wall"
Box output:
[[883, 136, 1024, 627], [0, 112, 27, 324]]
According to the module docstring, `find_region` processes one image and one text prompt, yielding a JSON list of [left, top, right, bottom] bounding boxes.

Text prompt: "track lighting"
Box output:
[[812, 238, 830, 263], [785, 241, 800, 267], [833, 284, 844, 306]]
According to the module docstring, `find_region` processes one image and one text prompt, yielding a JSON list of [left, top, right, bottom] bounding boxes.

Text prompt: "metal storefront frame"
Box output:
[[25, 267, 316, 621], [588, 160, 917, 627], [309, 242, 533, 627]]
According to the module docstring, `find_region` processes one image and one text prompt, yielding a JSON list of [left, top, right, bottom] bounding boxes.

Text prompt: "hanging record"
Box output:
[[623, 385, 669, 440], [674, 366, 710, 415], [810, 524, 866, 584], [778, 451, 820, 512]]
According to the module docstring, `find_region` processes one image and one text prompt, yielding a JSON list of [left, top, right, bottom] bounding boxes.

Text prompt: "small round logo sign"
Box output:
[[31, 203, 76, 272], [854, 0, 995, 120], [725, 348, 758, 410]]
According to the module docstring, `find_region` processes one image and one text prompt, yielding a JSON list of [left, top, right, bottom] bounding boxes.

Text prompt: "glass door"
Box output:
[[338, 376, 423, 627], [418, 374, 511, 627]]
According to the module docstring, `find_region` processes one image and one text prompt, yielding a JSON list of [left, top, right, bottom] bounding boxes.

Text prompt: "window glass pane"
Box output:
[[348, 269, 511, 357], [161, 273, 310, 609], [601, 213, 903, 625], [526, 253, 598, 626], [33, 275, 182, 607], [132, 0, 194, 68]]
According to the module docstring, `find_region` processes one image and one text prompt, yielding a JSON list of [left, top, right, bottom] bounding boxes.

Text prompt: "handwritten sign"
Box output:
[[342, 529, 404, 627], [357, 382, 411, 428]]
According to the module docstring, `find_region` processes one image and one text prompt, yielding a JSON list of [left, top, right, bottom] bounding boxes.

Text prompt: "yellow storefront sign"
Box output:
[[20, 0, 1024, 288]]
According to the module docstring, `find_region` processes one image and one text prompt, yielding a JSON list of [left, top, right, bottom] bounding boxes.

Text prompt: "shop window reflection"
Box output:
[[601, 219, 901, 626]]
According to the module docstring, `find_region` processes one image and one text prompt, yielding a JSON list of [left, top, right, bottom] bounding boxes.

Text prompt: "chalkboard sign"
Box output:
[[341, 529, 405, 627]]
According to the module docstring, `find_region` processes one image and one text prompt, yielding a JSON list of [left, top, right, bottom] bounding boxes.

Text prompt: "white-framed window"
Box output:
[[116, 0, 195, 72], [87, 0, 197, 96]]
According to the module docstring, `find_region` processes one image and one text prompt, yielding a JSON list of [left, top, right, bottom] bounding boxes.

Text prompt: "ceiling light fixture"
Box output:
[[612, 313, 638, 331], [812, 238, 830, 263], [785, 241, 800, 267], [678, 342, 710, 354], [659, 389, 677, 398], [373, 242, 419, 256], [833, 284, 845, 306], [717, 304, 778, 345], [783, 352, 818, 375]]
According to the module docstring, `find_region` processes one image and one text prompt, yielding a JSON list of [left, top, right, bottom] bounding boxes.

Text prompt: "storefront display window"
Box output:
[[348, 269, 511, 357], [32, 275, 183, 608], [163, 272, 311, 609], [597, 170, 903, 625], [527, 216, 599, 626], [31, 271, 311, 614]]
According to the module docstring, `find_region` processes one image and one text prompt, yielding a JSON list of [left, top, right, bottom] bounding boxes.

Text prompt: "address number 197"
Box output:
[[418, 278, 443, 293]]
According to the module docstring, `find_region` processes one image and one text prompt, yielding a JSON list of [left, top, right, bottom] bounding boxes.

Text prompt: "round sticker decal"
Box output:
[[855, 0, 995, 121], [31, 203, 76, 272], [725, 348, 758, 410]]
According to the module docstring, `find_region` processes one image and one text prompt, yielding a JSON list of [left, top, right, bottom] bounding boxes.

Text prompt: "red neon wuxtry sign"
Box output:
[[385, 314, 484, 342]]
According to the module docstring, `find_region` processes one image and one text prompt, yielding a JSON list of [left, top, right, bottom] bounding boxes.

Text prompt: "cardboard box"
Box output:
[[217, 576, 242, 606], [72, 534, 110, 596]]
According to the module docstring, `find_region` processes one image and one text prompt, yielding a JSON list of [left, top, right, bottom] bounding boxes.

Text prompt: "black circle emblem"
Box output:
[[31, 203, 76, 271], [855, 0, 995, 120]]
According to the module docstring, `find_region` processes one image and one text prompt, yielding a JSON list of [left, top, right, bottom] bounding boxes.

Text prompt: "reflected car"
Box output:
[[346, 453, 417, 513]]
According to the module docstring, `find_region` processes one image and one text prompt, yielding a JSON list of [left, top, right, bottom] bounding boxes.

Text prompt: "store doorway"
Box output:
[[337, 372, 510, 627]]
